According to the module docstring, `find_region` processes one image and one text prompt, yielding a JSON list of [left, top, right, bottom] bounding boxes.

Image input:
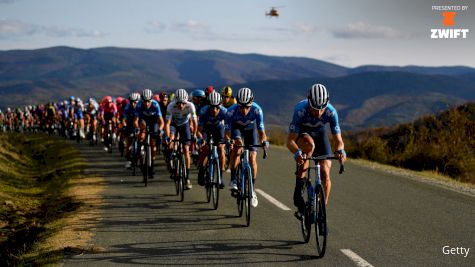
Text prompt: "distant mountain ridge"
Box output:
[[1, 46, 474, 130]]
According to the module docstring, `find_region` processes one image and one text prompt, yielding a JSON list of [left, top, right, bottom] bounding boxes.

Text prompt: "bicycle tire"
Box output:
[[179, 153, 186, 202], [206, 165, 211, 203], [236, 165, 243, 217], [315, 184, 327, 257], [173, 156, 180, 195], [143, 145, 148, 187], [211, 160, 220, 210], [132, 140, 137, 176], [245, 167, 252, 227]]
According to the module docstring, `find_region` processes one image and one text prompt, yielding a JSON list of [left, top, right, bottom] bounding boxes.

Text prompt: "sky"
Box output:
[[0, 0, 474, 68]]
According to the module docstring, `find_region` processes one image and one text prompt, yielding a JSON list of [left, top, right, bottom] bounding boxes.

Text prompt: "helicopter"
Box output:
[[266, 7, 280, 18]]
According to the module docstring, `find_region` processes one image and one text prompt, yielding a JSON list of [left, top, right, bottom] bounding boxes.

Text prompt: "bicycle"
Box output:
[[139, 126, 153, 186], [233, 144, 268, 227], [130, 129, 140, 176], [169, 138, 186, 202], [204, 135, 225, 210], [298, 155, 344, 258]]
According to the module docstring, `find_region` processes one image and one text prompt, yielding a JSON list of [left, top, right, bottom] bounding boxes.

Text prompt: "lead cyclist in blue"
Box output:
[[287, 84, 346, 219]]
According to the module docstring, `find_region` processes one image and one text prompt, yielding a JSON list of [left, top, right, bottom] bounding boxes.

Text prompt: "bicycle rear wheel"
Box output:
[[211, 161, 220, 210], [315, 184, 327, 258], [205, 164, 211, 203], [142, 145, 148, 186], [179, 154, 186, 202], [244, 167, 252, 227]]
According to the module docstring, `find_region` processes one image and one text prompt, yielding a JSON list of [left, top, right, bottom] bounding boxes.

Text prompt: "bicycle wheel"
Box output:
[[211, 160, 220, 210], [244, 167, 252, 227], [206, 164, 211, 203], [132, 141, 137, 176], [173, 156, 180, 195], [301, 180, 312, 243], [236, 166, 243, 217], [179, 154, 186, 202], [142, 145, 148, 186], [314, 184, 327, 257]]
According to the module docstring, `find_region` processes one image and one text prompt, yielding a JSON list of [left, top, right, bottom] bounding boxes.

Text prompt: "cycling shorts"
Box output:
[[202, 124, 225, 144], [170, 121, 191, 145], [298, 126, 332, 157], [231, 125, 258, 152]]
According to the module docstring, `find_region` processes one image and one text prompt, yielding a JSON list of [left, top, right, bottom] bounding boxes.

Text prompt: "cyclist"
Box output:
[[159, 92, 169, 122], [287, 83, 346, 219], [164, 89, 198, 189], [123, 92, 141, 169], [191, 89, 206, 115], [221, 86, 237, 108], [134, 89, 164, 178], [85, 98, 99, 142], [196, 92, 227, 188], [100, 96, 118, 152], [226, 87, 269, 207]]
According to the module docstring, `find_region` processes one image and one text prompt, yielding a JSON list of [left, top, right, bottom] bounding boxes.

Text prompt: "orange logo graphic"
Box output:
[[442, 12, 457, 26]]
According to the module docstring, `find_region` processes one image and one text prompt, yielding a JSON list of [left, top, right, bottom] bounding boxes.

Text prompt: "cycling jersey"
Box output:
[[199, 105, 227, 143], [136, 100, 162, 132], [225, 103, 265, 131], [165, 100, 197, 126], [222, 97, 237, 108], [289, 100, 340, 135]]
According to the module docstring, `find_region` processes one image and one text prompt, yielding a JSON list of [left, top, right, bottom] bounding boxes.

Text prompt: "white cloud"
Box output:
[[0, 19, 107, 39], [0, 0, 16, 4], [145, 21, 166, 33], [331, 22, 406, 39], [171, 20, 209, 33]]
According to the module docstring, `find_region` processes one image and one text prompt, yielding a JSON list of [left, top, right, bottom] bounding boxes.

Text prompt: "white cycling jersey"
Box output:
[[165, 100, 197, 126]]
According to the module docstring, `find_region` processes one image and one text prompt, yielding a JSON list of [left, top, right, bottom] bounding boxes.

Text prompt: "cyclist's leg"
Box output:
[[312, 129, 332, 205], [294, 133, 315, 216], [197, 131, 209, 186], [179, 123, 192, 187], [229, 127, 243, 190]]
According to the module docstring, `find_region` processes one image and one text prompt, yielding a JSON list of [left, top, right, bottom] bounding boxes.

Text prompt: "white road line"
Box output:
[[255, 189, 292, 211], [341, 249, 374, 267]]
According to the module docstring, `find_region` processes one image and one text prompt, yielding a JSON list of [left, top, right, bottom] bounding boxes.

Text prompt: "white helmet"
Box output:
[[308, 83, 329, 110], [175, 89, 188, 103], [142, 89, 153, 101], [236, 87, 254, 106], [129, 92, 140, 102], [208, 92, 222, 106]]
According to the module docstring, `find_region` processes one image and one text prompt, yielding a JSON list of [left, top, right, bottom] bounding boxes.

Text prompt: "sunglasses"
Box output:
[[238, 104, 251, 109], [222, 96, 230, 99], [210, 105, 220, 110], [177, 102, 186, 106]]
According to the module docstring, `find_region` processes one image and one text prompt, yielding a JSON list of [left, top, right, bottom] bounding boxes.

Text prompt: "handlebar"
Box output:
[[235, 144, 268, 159], [304, 155, 345, 174]]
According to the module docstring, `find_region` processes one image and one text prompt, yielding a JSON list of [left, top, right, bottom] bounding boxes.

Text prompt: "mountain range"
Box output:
[[1, 46, 474, 130]]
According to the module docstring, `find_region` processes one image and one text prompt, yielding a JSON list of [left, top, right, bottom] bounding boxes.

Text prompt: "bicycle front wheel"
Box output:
[[179, 154, 186, 202], [301, 180, 312, 243], [206, 165, 211, 203], [315, 184, 327, 258], [244, 167, 252, 227], [211, 161, 220, 210], [236, 166, 243, 217]]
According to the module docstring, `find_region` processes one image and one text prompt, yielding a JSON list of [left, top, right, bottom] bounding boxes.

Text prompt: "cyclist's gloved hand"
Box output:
[[163, 136, 170, 143], [294, 149, 304, 164], [262, 140, 269, 149], [335, 149, 347, 160]]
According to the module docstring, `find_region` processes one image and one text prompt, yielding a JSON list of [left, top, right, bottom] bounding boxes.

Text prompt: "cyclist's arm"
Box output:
[[286, 132, 300, 154], [332, 133, 346, 161], [258, 129, 267, 143], [164, 119, 171, 138]]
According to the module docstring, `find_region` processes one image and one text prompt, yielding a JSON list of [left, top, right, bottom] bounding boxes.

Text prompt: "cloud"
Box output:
[[145, 21, 166, 33], [0, 0, 16, 4], [0, 19, 107, 39], [331, 22, 406, 39], [255, 24, 318, 35], [171, 20, 209, 33]]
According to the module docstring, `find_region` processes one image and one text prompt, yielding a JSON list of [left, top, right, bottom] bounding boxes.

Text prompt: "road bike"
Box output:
[[139, 126, 153, 186], [169, 138, 186, 202], [204, 135, 225, 210], [233, 144, 268, 227], [299, 155, 344, 258]]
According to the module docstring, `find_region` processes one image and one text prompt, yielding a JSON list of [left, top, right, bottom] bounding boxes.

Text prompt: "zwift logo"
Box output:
[[431, 5, 469, 39]]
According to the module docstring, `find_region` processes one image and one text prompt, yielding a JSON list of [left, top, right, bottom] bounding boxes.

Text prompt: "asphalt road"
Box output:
[[64, 143, 475, 266]]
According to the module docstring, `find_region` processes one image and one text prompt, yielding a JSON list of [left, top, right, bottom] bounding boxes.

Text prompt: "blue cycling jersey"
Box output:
[[123, 103, 138, 125], [289, 100, 341, 135], [136, 100, 162, 128], [198, 105, 227, 128], [225, 102, 265, 131]]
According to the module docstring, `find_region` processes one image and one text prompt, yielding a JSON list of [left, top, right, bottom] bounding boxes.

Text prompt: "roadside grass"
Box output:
[[0, 133, 88, 266]]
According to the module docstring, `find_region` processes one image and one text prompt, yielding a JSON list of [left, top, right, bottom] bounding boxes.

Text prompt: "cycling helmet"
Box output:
[[308, 83, 329, 110], [121, 98, 129, 106], [175, 89, 188, 103], [104, 96, 113, 103], [221, 86, 233, 97], [129, 92, 140, 101], [236, 87, 254, 106], [69, 96, 75, 102], [191, 89, 205, 98], [142, 89, 153, 101], [159, 92, 169, 100], [153, 94, 160, 102], [208, 92, 222, 106], [116, 97, 123, 105]]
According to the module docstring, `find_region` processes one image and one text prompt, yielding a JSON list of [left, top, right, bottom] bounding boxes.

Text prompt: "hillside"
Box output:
[[1, 47, 474, 130], [345, 102, 475, 183]]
